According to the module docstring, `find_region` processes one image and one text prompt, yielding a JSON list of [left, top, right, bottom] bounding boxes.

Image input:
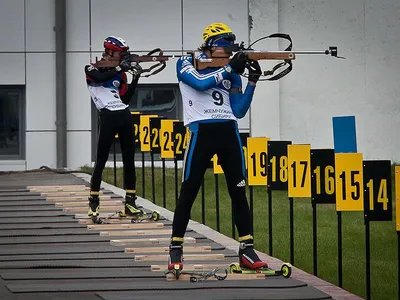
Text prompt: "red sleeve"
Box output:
[[119, 72, 128, 96]]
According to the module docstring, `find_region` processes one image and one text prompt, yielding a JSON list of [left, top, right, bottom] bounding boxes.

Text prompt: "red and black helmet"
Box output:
[[103, 36, 129, 52]]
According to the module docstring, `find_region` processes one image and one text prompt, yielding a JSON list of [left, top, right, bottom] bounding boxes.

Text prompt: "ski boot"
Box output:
[[167, 240, 183, 279], [119, 194, 142, 217], [238, 237, 269, 270], [87, 195, 101, 224], [119, 194, 160, 223]]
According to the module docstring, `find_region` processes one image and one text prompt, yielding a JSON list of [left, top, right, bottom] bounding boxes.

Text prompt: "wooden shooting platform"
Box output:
[[110, 237, 196, 246], [87, 223, 164, 230], [125, 245, 212, 253], [0, 171, 358, 300]]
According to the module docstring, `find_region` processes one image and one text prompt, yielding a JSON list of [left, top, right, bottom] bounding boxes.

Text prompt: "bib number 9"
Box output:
[[212, 91, 223, 106]]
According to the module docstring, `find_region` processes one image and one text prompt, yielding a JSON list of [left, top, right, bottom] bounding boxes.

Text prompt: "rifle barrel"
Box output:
[[244, 49, 336, 56]]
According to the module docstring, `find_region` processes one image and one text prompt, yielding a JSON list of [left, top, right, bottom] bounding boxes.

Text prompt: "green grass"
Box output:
[[80, 164, 399, 299]]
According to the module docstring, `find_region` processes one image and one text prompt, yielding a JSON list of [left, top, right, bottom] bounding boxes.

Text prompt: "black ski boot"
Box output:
[[120, 194, 142, 217], [87, 195, 100, 218], [168, 240, 183, 271]]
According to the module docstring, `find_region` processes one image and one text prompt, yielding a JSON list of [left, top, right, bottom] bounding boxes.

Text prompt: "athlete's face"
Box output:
[[102, 49, 122, 61], [209, 46, 232, 58]]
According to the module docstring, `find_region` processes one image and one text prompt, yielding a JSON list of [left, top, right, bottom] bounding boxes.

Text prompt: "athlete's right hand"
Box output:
[[118, 58, 131, 72], [228, 52, 246, 74]]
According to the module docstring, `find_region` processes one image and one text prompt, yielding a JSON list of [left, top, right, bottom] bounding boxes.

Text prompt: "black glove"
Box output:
[[247, 59, 262, 83], [118, 58, 131, 72], [120, 51, 131, 60], [228, 52, 246, 74]]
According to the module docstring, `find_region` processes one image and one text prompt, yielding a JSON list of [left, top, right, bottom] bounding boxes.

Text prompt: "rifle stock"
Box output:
[[93, 53, 170, 68], [193, 51, 296, 70]]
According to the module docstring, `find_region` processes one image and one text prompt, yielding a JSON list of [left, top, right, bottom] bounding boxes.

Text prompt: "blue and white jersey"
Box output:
[[176, 53, 256, 127], [85, 64, 129, 111]]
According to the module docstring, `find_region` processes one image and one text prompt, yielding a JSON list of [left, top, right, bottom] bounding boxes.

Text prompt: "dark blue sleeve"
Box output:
[[176, 57, 231, 91], [230, 74, 256, 119], [85, 64, 119, 83]]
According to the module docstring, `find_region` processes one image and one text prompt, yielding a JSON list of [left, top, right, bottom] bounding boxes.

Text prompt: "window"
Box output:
[[129, 84, 181, 119], [91, 84, 182, 161], [0, 86, 25, 159]]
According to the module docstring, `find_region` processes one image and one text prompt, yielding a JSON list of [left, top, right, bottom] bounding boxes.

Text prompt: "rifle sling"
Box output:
[[256, 33, 293, 81]]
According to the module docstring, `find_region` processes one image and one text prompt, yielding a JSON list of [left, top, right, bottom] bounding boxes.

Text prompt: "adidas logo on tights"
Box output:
[[237, 179, 246, 187]]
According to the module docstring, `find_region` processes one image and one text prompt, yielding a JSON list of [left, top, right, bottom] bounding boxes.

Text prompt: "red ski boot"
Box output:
[[168, 243, 183, 271], [238, 238, 269, 270]]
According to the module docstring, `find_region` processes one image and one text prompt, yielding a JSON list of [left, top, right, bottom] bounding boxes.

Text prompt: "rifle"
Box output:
[[190, 33, 343, 81], [92, 48, 174, 77]]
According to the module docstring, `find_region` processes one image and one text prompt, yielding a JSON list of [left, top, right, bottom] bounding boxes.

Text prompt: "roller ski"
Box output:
[[232, 237, 292, 278], [229, 262, 292, 278], [87, 194, 160, 224], [117, 194, 160, 223]]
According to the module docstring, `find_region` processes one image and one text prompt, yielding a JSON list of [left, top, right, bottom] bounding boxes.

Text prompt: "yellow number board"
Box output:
[[288, 144, 311, 197], [247, 137, 269, 186], [173, 123, 189, 160], [335, 153, 364, 211], [140, 115, 157, 152], [160, 120, 178, 159], [396, 166, 400, 231]]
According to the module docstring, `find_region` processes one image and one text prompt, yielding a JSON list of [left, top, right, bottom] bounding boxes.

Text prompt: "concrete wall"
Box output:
[[0, 0, 399, 170]]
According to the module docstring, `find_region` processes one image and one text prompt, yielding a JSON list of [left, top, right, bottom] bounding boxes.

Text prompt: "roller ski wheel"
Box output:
[[151, 210, 160, 221], [280, 263, 292, 278], [129, 210, 160, 223], [229, 262, 292, 278], [166, 264, 182, 280]]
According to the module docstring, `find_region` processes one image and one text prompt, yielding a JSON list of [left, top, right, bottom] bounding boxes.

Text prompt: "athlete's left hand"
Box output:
[[247, 60, 262, 83]]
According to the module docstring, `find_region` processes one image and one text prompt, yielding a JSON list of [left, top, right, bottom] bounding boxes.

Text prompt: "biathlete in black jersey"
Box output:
[[168, 23, 267, 271], [84, 36, 141, 219]]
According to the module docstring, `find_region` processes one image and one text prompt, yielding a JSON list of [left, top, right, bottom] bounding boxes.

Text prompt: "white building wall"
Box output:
[[0, 0, 399, 170], [249, 0, 400, 162]]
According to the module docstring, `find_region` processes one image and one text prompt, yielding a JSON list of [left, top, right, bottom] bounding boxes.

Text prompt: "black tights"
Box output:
[[91, 108, 136, 192], [172, 121, 252, 239]]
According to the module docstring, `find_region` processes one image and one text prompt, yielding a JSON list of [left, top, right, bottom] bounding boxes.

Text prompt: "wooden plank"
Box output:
[[75, 213, 124, 219], [47, 195, 112, 201], [28, 185, 88, 192], [166, 273, 265, 281], [55, 200, 122, 207], [41, 191, 104, 197], [101, 229, 172, 236], [151, 263, 230, 271], [79, 218, 140, 225], [125, 246, 211, 253], [135, 253, 225, 261], [63, 206, 123, 213], [88, 223, 164, 230], [111, 237, 196, 246]]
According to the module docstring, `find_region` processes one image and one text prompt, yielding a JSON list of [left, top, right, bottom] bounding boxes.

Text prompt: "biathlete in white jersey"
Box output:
[[168, 23, 268, 271], [84, 36, 142, 219]]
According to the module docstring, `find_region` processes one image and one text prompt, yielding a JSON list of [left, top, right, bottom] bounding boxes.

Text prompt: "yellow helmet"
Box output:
[[202, 23, 233, 44]]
